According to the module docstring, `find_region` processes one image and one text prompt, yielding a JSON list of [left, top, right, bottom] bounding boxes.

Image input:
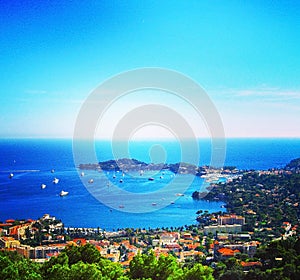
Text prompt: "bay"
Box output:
[[0, 138, 299, 230]]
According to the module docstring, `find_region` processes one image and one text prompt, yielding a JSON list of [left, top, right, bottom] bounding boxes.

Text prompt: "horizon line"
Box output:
[[0, 136, 300, 141]]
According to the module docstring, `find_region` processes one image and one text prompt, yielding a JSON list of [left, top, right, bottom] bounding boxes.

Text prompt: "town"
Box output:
[[1, 158, 299, 279], [0, 213, 256, 266], [0, 211, 297, 269]]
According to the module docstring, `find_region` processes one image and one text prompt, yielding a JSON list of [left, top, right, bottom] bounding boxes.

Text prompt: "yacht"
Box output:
[[53, 178, 59, 184], [41, 184, 46, 189], [60, 190, 69, 196]]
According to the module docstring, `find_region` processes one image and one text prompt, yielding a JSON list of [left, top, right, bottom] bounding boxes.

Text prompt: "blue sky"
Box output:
[[0, 0, 299, 138]]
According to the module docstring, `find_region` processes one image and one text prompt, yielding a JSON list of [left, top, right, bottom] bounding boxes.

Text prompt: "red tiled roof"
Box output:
[[9, 225, 21, 236], [0, 223, 12, 227], [187, 244, 198, 250], [73, 238, 87, 245], [95, 245, 102, 251], [241, 261, 262, 267], [166, 244, 181, 249], [50, 243, 67, 247], [218, 247, 240, 256]]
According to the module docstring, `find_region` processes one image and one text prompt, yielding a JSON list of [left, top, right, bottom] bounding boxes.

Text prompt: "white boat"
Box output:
[[81, 172, 85, 177], [88, 179, 94, 184], [175, 193, 184, 196], [60, 190, 69, 196], [51, 169, 55, 173], [53, 178, 59, 184], [148, 177, 154, 181], [9, 173, 14, 179], [152, 202, 157, 206], [41, 184, 46, 189]]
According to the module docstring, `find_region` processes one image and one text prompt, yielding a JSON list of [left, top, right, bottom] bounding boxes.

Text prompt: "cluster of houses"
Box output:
[[1, 213, 294, 270]]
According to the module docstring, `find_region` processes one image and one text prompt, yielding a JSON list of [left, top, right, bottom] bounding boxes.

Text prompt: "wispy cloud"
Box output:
[[233, 88, 300, 101], [209, 86, 300, 103], [25, 89, 47, 95]]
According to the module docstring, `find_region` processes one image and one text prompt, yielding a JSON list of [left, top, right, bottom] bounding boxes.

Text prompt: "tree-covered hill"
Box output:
[[0, 244, 214, 280], [193, 158, 300, 238]]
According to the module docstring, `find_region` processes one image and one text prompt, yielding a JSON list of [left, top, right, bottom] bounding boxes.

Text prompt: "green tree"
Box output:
[[0, 254, 42, 280], [219, 269, 244, 280], [69, 261, 102, 280], [98, 258, 124, 280], [183, 263, 214, 280], [45, 264, 71, 280], [128, 252, 182, 280], [65, 244, 102, 265], [41, 251, 69, 277]]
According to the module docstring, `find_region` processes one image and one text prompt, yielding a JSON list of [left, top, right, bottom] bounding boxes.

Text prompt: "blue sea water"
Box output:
[[0, 138, 300, 230]]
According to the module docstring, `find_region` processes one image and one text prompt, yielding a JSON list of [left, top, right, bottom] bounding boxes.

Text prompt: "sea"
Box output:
[[0, 138, 300, 230]]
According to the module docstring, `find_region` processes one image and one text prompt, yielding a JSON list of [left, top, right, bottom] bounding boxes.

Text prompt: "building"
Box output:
[[213, 240, 258, 259], [203, 224, 242, 235], [224, 241, 258, 258], [15, 244, 66, 261], [160, 233, 176, 245], [217, 247, 241, 260], [241, 261, 262, 271], [0, 237, 20, 249], [9, 223, 32, 240], [218, 214, 245, 226]]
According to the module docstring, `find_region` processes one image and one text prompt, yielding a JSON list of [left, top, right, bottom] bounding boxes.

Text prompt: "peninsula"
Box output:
[[79, 158, 207, 176]]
